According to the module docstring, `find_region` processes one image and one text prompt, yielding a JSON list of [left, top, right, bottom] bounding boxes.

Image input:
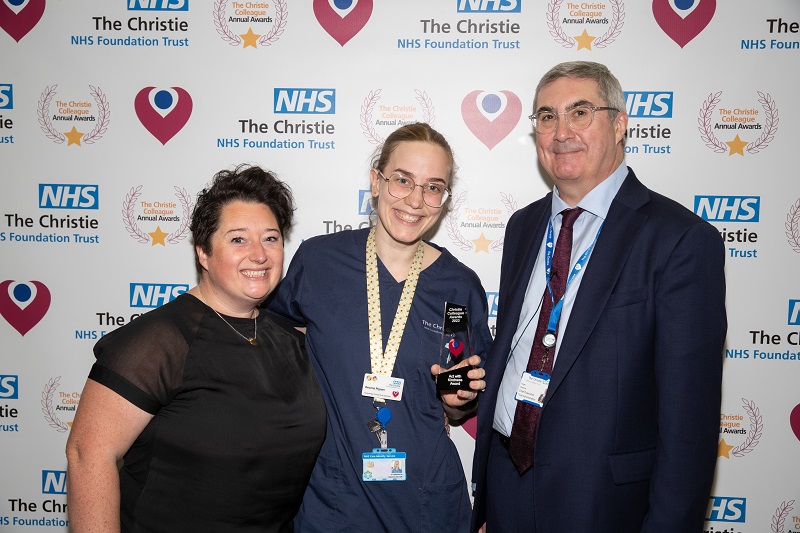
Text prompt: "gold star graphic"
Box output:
[[240, 27, 261, 48], [64, 126, 84, 146], [574, 29, 596, 51], [472, 233, 493, 253], [717, 438, 735, 459], [149, 226, 169, 246], [725, 134, 748, 156]]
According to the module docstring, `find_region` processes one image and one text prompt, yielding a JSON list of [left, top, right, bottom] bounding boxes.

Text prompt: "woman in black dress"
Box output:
[[66, 165, 326, 532]]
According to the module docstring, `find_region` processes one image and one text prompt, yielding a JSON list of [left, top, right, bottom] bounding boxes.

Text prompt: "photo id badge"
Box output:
[[515, 370, 550, 407], [436, 302, 474, 391], [362, 449, 407, 482], [362, 374, 404, 401]]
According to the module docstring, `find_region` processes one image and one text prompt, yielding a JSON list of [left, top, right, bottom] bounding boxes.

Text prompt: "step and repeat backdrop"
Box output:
[[2, 0, 799, 531]]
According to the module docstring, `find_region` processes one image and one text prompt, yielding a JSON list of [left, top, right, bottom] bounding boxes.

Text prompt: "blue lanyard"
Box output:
[[543, 215, 603, 334]]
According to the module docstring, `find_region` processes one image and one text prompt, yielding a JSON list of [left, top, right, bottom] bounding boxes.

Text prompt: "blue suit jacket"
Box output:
[[472, 169, 726, 532]]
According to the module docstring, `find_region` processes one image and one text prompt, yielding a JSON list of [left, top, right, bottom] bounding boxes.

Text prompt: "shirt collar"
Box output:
[[551, 162, 628, 221]]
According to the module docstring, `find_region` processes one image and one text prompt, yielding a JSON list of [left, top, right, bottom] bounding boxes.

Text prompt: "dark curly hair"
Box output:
[[190, 164, 295, 275]]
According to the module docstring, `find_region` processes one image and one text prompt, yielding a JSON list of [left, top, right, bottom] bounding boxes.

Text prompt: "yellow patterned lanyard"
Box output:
[[366, 227, 425, 378]]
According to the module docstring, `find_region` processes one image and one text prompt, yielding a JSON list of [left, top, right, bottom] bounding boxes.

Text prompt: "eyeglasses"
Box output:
[[528, 106, 619, 134], [378, 170, 451, 208]]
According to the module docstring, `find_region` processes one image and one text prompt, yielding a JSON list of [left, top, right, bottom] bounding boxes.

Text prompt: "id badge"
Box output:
[[362, 374, 405, 401], [362, 449, 407, 482], [515, 370, 550, 407]]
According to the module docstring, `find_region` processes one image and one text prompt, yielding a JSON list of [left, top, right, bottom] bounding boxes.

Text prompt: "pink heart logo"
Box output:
[[448, 338, 464, 358], [461, 90, 522, 150], [652, 0, 716, 48], [134, 87, 193, 145], [790, 403, 800, 443], [313, 0, 372, 47], [0, 0, 45, 42], [392, 391, 399, 398], [0, 280, 51, 336]]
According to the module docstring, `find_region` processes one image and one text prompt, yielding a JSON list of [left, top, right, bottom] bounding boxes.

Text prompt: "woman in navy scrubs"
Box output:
[[269, 123, 492, 532]]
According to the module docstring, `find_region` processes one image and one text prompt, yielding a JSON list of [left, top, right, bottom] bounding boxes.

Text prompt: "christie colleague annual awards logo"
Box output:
[[652, 0, 715, 48], [461, 90, 521, 150], [361, 88, 435, 145], [0, 280, 51, 336], [41, 376, 79, 433], [718, 398, 761, 461], [37, 84, 110, 147], [314, 0, 372, 46], [546, 0, 624, 51], [445, 192, 516, 253], [134, 87, 193, 144], [213, 0, 287, 49], [122, 185, 193, 246], [0, 0, 45, 42], [786, 197, 800, 254], [698, 91, 779, 156]]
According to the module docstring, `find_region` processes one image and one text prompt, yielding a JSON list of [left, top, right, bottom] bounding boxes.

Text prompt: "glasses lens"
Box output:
[[535, 112, 557, 133], [386, 173, 448, 207], [567, 107, 593, 129]]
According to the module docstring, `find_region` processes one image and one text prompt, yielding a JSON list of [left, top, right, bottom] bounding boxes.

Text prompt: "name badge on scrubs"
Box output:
[[362, 374, 404, 401], [362, 449, 406, 482], [515, 370, 550, 407]]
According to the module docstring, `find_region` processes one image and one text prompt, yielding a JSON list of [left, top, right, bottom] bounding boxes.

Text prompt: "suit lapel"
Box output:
[[544, 171, 651, 402]]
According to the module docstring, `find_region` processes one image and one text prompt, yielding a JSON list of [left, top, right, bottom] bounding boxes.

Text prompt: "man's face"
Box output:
[[534, 77, 627, 196]]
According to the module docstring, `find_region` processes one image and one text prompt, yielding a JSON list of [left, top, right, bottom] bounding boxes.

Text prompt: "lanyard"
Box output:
[[366, 227, 424, 377], [543, 217, 603, 335]]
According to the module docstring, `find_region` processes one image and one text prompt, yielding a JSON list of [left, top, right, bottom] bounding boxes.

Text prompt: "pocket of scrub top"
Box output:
[[419, 478, 471, 532]]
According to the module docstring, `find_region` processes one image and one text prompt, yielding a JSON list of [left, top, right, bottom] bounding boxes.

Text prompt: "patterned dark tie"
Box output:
[[508, 207, 583, 474]]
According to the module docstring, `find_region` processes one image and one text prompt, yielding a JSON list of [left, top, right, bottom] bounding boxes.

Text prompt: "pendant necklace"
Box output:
[[198, 288, 258, 346]]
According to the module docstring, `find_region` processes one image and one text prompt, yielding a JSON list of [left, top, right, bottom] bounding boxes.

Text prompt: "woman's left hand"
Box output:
[[430, 354, 485, 409]]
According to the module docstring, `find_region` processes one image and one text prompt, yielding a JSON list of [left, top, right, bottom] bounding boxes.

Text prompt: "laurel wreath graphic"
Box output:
[[731, 397, 762, 457], [698, 91, 778, 155], [360, 89, 436, 145], [786, 198, 800, 253], [547, 0, 624, 49], [746, 91, 779, 154], [37, 85, 110, 145], [167, 187, 194, 244], [593, 0, 624, 49], [37, 85, 65, 143], [41, 377, 70, 433], [697, 92, 728, 153], [213, 0, 287, 47], [444, 191, 517, 252], [122, 186, 193, 245], [771, 500, 795, 533], [82, 85, 110, 145]]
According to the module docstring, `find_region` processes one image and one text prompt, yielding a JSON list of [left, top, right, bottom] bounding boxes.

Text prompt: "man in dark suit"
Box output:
[[472, 61, 726, 532]]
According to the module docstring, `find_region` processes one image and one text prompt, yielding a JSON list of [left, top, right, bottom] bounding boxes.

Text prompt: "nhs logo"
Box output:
[[0, 84, 12, 109], [358, 190, 372, 216], [0, 375, 19, 399], [623, 92, 673, 118], [42, 470, 67, 494], [694, 196, 759, 222], [128, 0, 188, 10], [130, 283, 189, 308], [274, 88, 336, 114], [789, 300, 800, 325], [706, 496, 746, 523], [457, 0, 521, 13], [39, 184, 99, 210], [486, 292, 499, 318]]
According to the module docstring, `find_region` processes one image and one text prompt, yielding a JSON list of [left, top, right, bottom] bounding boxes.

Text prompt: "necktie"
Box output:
[[509, 207, 583, 474]]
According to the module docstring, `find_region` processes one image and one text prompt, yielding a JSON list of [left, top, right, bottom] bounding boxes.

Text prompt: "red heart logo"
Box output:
[[448, 338, 465, 357], [790, 403, 800, 443], [0, 280, 51, 336], [0, 0, 45, 43], [313, 0, 372, 47], [392, 391, 399, 398]]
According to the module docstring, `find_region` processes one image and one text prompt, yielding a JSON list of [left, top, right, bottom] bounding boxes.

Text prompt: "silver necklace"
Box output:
[[212, 308, 258, 346]]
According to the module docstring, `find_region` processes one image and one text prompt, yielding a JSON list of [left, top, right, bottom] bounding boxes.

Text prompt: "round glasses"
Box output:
[[378, 171, 451, 208], [529, 105, 619, 134]]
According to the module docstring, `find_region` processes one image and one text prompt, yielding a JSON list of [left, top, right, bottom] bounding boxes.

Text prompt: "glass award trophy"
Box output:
[[436, 302, 473, 391]]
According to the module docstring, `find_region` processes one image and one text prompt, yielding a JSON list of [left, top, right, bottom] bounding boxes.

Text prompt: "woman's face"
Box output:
[[369, 140, 450, 248], [196, 200, 283, 314]]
